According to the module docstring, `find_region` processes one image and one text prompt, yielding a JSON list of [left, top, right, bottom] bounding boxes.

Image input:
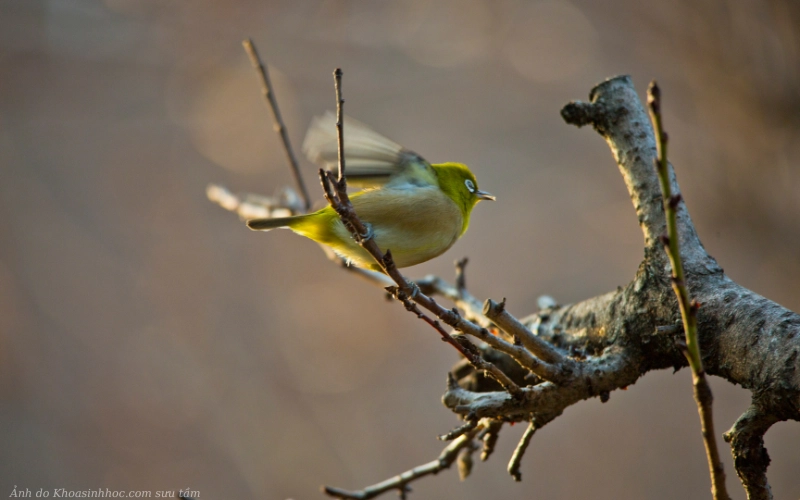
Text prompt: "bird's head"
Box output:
[[432, 162, 494, 224]]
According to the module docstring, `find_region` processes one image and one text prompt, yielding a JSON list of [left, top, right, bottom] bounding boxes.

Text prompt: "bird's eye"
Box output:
[[465, 179, 476, 193]]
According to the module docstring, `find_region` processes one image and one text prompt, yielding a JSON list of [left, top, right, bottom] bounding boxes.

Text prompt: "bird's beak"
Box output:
[[476, 190, 496, 201]]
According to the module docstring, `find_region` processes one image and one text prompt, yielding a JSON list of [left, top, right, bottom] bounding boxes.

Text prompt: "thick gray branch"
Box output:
[[446, 75, 799, 499]]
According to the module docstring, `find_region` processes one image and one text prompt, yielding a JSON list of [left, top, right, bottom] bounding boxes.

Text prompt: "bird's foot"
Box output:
[[405, 281, 420, 300], [356, 223, 374, 243]]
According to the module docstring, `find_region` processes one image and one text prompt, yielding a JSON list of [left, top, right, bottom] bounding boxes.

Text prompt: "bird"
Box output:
[[246, 112, 494, 271]]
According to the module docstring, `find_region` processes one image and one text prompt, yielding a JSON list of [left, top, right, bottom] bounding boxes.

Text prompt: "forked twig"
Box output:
[[323, 426, 483, 500]]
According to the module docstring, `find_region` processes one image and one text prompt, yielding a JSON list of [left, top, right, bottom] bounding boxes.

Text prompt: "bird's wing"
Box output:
[[302, 111, 438, 188]]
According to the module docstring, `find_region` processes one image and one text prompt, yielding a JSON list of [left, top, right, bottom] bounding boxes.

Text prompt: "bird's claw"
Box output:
[[356, 223, 374, 243], [405, 282, 420, 300]]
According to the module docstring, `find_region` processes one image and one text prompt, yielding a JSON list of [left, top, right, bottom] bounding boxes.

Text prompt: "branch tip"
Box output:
[[647, 80, 661, 111], [560, 101, 597, 128], [438, 419, 478, 441], [480, 420, 503, 462]]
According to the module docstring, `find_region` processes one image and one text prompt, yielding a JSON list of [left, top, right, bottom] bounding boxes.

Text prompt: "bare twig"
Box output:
[[647, 81, 730, 500], [507, 420, 537, 481], [242, 38, 311, 211], [332, 68, 347, 187], [322, 426, 483, 500]]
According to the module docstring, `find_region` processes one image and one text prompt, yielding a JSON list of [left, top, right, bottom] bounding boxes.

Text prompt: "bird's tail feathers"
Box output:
[[247, 215, 303, 231]]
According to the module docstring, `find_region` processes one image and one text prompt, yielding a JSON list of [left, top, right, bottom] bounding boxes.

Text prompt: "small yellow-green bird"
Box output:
[[246, 112, 494, 270]]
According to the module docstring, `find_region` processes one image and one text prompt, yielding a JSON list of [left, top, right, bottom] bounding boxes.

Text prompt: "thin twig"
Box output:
[[242, 38, 311, 212], [438, 419, 478, 441], [323, 426, 483, 500], [507, 420, 536, 481], [647, 80, 730, 500], [333, 69, 347, 187]]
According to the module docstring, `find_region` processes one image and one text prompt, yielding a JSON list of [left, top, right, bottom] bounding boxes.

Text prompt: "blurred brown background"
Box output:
[[1, 1, 799, 499]]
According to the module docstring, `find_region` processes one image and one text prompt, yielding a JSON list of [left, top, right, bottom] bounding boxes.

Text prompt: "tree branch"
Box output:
[[323, 74, 799, 498], [551, 76, 799, 499], [210, 63, 800, 498], [242, 38, 311, 211]]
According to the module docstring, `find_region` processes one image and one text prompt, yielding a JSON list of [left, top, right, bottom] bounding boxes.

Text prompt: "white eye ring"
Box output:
[[465, 179, 476, 193]]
